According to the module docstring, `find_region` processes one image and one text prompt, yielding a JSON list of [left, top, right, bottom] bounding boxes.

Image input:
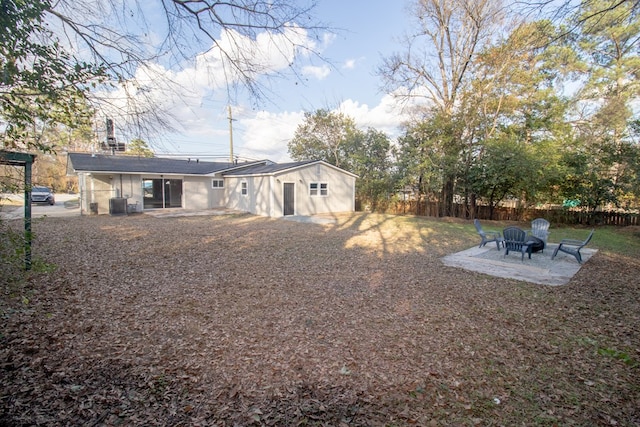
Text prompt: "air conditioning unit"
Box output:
[[109, 197, 127, 215]]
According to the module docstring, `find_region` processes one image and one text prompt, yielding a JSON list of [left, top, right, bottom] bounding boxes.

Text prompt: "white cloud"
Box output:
[[302, 64, 331, 80], [342, 59, 357, 70], [95, 25, 321, 138], [237, 110, 305, 162], [188, 25, 318, 89], [337, 95, 411, 137]]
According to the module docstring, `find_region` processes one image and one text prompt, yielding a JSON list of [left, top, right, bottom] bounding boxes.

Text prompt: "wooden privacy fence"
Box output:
[[383, 201, 639, 226]]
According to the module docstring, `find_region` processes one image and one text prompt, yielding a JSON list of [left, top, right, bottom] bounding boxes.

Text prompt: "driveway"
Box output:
[[0, 193, 80, 220]]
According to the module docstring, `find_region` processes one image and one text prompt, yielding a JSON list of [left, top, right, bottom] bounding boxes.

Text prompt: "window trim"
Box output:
[[309, 182, 328, 197], [211, 179, 224, 189], [241, 181, 248, 196]]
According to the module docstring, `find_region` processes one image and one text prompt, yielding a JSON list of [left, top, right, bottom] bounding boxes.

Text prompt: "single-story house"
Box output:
[[66, 153, 357, 217]]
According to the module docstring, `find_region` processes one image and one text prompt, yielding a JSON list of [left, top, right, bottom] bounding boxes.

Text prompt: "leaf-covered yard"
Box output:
[[1, 213, 639, 426]]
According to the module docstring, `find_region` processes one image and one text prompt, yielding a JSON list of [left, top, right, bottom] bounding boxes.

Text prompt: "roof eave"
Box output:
[[233, 160, 358, 178], [71, 170, 214, 177]]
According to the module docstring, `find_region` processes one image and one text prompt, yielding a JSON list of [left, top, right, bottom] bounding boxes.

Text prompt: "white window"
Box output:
[[241, 181, 247, 196], [212, 179, 224, 189], [310, 182, 328, 196]]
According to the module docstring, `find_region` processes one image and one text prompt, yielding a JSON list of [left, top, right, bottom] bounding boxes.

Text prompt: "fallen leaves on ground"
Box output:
[[1, 213, 639, 426]]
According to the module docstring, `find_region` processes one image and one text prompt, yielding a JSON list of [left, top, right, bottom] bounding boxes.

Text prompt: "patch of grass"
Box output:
[[577, 336, 638, 367], [577, 225, 640, 258], [29, 258, 57, 273], [597, 347, 638, 367]]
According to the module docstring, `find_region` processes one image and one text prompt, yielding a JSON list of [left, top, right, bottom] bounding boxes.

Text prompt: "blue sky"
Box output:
[[130, 0, 414, 162]]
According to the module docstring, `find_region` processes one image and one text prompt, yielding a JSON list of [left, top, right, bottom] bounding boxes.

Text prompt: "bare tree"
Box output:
[[378, 0, 505, 116], [513, 0, 640, 39], [43, 0, 328, 141], [378, 0, 505, 216]]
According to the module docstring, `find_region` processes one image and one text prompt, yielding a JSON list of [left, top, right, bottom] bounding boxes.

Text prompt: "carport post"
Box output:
[[1, 150, 35, 271], [24, 160, 32, 270]]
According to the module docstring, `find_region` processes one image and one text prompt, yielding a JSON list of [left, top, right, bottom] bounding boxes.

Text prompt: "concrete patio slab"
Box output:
[[143, 210, 337, 224], [282, 215, 337, 224], [442, 244, 598, 286], [143, 208, 241, 218]]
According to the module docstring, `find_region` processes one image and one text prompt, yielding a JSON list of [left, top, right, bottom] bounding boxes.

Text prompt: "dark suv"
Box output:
[[31, 186, 55, 205]]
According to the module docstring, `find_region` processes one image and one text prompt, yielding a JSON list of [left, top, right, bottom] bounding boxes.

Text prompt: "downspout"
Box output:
[[352, 177, 356, 212]]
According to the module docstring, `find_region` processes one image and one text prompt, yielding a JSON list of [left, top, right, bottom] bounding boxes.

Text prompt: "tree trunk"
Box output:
[[441, 175, 455, 217]]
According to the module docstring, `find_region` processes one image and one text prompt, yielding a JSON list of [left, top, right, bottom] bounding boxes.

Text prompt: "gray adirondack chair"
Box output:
[[503, 227, 532, 261], [474, 219, 503, 249], [551, 229, 594, 264], [529, 218, 550, 252]]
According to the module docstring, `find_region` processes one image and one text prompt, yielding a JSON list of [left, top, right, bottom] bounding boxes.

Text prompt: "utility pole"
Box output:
[[228, 105, 234, 163]]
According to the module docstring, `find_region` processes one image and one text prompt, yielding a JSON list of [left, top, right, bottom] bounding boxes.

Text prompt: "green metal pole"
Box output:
[[24, 161, 32, 271]]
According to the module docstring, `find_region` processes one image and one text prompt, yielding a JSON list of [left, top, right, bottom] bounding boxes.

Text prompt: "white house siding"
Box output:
[[224, 163, 355, 217], [274, 163, 355, 216], [77, 173, 91, 214], [126, 175, 143, 212], [77, 173, 143, 214], [183, 177, 209, 210], [69, 156, 354, 217], [224, 177, 250, 213], [112, 174, 143, 212], [77, 174, 114, 215], [224, 176, 273, 216], [251, 175, 273, 216]]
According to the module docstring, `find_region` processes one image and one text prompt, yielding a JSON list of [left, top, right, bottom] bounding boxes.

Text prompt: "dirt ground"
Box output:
[[1, 212, 639, 426]]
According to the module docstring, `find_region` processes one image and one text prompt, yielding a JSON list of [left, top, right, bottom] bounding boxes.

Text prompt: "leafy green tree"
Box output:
[[393, 112, 463, 215], [288, 109, 360, 169], [523, 0, 640, 37], [562, 0, 640, 211], [347, 128, 392, 211], [288, 109, 393, 210], [379, 0, 504, 216], [127, 138, 154, 157], [627, 121, 640, 208], [0, 0, 105, 151], [559, 141, 615, 212], [468, 134, 540, 219], [456, 19, 572, 215]]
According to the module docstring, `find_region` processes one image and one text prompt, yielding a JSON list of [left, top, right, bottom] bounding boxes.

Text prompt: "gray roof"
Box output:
[[221, 160, 318, 176], [67, 153, 263, 175], [67, 153, 357, 178]]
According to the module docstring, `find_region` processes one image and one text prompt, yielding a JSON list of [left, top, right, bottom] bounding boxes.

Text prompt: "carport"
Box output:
[[0, 150, 36, 270]]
